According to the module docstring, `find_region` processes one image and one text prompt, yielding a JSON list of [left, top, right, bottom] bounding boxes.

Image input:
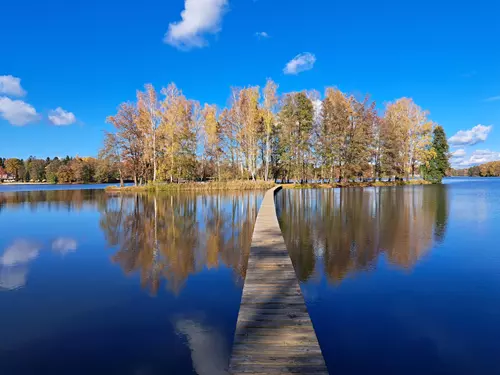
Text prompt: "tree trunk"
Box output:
[[153, 128, 157, 182], [265, 132, 270, 181]]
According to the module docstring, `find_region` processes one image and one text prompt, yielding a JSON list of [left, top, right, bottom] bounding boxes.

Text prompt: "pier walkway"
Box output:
[[229, 186, 328, 375]]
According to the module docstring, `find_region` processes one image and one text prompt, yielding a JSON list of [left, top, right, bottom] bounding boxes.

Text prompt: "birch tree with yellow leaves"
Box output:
[[262, 79, 278, 181], [137, 84, 162, 182], [202, 104, 223, 181], [382, 98, 434, 180]]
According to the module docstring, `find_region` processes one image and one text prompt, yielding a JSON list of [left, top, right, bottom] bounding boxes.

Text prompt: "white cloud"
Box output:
[[485, 96, 500, 102], [448, 125, 492, 146], [164, 0, 228, 50], [0, 97, 38, 126], [283, 53, 316, 75], [48, 107, 76, 126], [467, 149, 500, 164], [175, 319, 228, 375], [452, 149, 500, 168], [0, 240, 40, 266], [0, 239, 41, 291], [52, 237, 78, 255], [0, 75, 26, 97], [451, 149, 466, 158], [255, 31, 269, 39]]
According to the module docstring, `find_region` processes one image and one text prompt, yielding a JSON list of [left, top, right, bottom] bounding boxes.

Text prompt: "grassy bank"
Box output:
[[106, 180, 276, 192], [282, 179, 432, 189]]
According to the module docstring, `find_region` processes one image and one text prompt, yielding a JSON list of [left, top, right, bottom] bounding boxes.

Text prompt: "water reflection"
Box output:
[[277, 186, 449, 283], [51, 237, 78, 255], [0, 238, 79, 290], [175, 318, 229, 375], [0, 239, 41, 290], [0, 190, 99, 212], [98, 192, 262, 295]]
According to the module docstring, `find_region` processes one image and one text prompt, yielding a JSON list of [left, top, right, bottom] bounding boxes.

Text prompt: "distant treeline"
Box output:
[[450, 161, 500, 177], [0, 156, 119, 183], [1, 80, 451, 185]]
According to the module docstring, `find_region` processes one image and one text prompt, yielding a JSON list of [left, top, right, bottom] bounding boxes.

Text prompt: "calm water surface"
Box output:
[[0, 183, 129, 193], [277, 179, 500, 375], [0, 188, 264, 375]]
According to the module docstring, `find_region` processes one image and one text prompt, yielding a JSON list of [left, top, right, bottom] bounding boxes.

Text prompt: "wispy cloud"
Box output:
[[485, 96, 500, 102], [48, 107, 76, 126], [0, 97, 39, 126], [0, 75, 26, 97], [452, 149, 500, 168], [52, 237, 78, 255], [255, 31, 269, 39], [283, 53, 316, 75], [448, 125, 492, 146], [164, 0, 228, 50], [451, 149, 466, 158]]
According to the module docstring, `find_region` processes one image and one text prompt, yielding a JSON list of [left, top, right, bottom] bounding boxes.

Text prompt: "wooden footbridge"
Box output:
[[229, 186, 329, 374]]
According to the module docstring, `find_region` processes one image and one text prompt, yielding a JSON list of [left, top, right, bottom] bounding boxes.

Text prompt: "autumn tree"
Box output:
[[45, 158, 62, 183], [202, 104, 223, 181], [99, 132, 124, 186], [137, 84, 161, 182], [278, 92, 314, 183], [175, 98, 198, 180], [29, 159, 46, 181], [382, 98, 434, 180], [262, 79, 278, 181], [234, 87, 262, 180], [105, 102, 144, 185], [343, 97, 376, 180], [5, 158, 24, 181]]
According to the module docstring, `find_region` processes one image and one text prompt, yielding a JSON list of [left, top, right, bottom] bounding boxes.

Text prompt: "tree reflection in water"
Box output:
[[98, 192, 262, 295], [277, 186, 449, 283]]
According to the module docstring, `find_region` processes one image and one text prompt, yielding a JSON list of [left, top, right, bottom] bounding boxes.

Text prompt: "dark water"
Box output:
[[276, 179, 500, 375], [0, 189, 264, 375]]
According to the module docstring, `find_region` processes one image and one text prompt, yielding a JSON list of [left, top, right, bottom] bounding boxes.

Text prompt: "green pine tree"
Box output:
[[423, 125, 450, 183]]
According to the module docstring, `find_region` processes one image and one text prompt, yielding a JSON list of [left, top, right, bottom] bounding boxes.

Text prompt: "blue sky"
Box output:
[[1, 0, 499, 167]]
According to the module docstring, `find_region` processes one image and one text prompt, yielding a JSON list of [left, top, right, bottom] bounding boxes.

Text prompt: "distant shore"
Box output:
[[105, 179, 433, 192], [105, 181, 276, 192], [0, 182, 119, 186], [282, 180, 432, 189], [0, 182, 51, 185]]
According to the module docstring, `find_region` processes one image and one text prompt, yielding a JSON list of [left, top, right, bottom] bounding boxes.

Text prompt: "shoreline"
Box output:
[[105, 179, 433, 192], [282, 180, 432, 189], [105, 181, 276, 192]]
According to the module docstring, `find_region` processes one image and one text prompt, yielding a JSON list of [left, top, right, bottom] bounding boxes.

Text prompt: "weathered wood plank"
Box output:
[[229, 186, 328, 375]]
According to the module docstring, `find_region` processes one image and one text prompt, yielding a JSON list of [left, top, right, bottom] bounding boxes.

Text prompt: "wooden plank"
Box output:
[[229, 186, 329, 375]]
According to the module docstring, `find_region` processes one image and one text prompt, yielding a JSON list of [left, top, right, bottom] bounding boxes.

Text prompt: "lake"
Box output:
[[0, 188, 264, 375], [1, 179, 499, 374], [276, 178, 500, 375]]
